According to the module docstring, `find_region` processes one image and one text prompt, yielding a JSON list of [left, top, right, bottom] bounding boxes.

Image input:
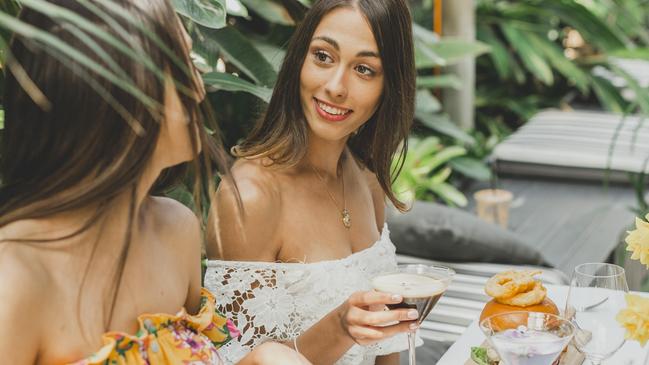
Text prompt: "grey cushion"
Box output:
[[387, 200, 549, 266]]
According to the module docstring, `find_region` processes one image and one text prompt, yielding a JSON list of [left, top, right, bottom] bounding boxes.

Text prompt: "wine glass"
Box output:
[[480, 311, 575, 365], [565, 263, 629, 365], [371, 264, 454, 365]]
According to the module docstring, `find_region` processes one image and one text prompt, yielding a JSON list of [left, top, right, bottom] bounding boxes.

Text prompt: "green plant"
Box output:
[[392, 135, 490, 207], [474, 0, 649, 130], [182, 0, 493, 206], [0, 0, 493, 208]]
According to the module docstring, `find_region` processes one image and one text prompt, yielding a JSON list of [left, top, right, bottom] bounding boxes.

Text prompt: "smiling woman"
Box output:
[[300, 8, 385, 144], [204, 1, 417, 364], [232, 0, 414, 212]]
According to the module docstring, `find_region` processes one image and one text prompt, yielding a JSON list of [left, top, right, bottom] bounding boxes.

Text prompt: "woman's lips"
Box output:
[[313, 98, 352, 122]]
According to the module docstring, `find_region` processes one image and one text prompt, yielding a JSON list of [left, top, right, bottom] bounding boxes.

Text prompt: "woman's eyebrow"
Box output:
[[312, 35, 339, 50], [356, 50, 379, 58], [312, 36, 379, 59]]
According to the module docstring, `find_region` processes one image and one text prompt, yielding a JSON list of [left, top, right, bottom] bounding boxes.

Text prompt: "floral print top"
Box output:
[[68, 288, 239, 365]]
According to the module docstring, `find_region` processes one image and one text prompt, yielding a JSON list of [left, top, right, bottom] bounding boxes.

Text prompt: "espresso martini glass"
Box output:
[[372, 264, 454, 365]]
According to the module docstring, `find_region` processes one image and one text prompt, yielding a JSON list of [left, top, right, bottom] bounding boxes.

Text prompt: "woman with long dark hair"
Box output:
[[205, 0, 418, 363], [0, 1, 306, 364]]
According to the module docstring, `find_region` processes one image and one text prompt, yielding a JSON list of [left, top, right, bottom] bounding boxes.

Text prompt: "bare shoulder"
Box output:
[[148, 196, 200, 228], [0, 242, 47, 362], [209, 158, 282, 261], [227, 158, 281, 200], [0, 242, 49, 306], [148, 196, 201, 241], [147, 196, 202, 265], [219, 158, 282, 223]]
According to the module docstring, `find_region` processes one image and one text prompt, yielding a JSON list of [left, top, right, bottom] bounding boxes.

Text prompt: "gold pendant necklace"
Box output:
[[311, 163, 351, 229]]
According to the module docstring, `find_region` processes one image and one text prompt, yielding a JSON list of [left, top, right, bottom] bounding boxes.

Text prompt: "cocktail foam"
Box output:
[[372, 273, 447, 298]]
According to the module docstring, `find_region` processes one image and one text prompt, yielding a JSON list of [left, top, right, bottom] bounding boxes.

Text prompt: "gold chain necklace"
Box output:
[[311, 163, 351, 229]]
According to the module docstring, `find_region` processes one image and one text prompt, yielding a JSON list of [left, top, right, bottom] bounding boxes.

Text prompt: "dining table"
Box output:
[[436, 284, 648, 365]]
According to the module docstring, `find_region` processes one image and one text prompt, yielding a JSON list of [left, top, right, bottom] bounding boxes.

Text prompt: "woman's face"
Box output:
[[299, 6, 384, 144]]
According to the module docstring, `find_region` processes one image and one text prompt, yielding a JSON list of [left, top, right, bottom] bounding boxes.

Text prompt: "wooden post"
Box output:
[[434, 0, 442, 37], [441, 0, 476, 130]]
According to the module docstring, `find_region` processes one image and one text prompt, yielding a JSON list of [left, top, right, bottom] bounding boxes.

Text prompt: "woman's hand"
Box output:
[[338, 291, 419, 346]]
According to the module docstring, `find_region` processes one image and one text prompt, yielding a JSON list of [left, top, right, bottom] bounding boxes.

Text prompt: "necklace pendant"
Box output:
[[341, 208, 351, 229]]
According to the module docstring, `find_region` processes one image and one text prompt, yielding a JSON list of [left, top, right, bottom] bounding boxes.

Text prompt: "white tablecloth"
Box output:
[[437, 284, 648, 365]]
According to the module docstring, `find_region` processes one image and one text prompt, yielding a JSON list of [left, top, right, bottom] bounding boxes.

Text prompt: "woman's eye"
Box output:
[[314, 50, 333, 64], [356, 64, 375, 76]]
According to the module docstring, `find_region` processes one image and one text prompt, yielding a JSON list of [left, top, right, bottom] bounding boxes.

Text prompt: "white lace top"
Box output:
[[204, 224, 415, 365]]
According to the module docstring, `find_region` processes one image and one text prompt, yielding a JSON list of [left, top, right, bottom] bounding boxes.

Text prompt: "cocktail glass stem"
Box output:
[[407, 330, 416, 365]]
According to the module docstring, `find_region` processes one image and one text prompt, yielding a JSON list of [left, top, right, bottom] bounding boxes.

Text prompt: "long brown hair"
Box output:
[[0, 0, 228, 329], [234, 0, 415, 211]]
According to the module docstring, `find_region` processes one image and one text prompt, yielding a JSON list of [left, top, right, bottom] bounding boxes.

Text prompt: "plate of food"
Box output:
[[465, 270, 585, 365]]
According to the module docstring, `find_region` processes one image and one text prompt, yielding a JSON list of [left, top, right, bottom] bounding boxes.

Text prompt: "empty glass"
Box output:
[[564, 263, 629, 365]]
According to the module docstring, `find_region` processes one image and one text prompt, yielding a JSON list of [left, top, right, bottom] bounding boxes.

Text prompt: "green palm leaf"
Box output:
[[0, 11, 158, 108], [525, 32, 590, 93], [92, 0, 192, 76], [417, 74, 462, 89], [500, 24, 553, 85], [240, 0, 294, 25], [430, 180, 468, 207], [542, 1, 628, 51], [172, 0, 226, 29], [477, 23, 512, 80], [591, 75, 628, 113], [426, 145, 467, 172], [200, 26, 277, 87], [415, 110, 475, 145], [413, 23, 490, 68], [202, 72, 272, 102], [415, 89, 441, 114], [449, 157, 491, 181]]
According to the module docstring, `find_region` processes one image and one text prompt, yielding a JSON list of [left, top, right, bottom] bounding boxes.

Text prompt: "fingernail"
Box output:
[[407, 310, 418, 319], [391, 294, 402, 302], [409, 323, 419, 330]]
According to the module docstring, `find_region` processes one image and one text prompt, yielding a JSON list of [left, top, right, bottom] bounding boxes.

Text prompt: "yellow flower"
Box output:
[[616, 294, 649, 346], [624, 214, 649, 269]]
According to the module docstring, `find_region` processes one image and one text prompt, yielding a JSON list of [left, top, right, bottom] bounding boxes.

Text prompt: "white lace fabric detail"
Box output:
[[204, 224, 415, 365]]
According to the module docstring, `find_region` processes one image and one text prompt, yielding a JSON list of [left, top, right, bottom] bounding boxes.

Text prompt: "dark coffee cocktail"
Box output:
[[372, 273, 447, 323]]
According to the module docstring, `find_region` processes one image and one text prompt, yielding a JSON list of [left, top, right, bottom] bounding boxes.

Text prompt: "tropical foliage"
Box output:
[[187, 0, 493, 206], [473, 0, 649, 129], [407, 0, 649, 207], [0, 0, 491, 207], [4, 1, 648, 208], [392, 135, 492, 207]]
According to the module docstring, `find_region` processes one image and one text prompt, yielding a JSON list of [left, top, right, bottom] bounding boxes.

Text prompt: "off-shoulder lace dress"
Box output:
[[204, 224, 416, 365]]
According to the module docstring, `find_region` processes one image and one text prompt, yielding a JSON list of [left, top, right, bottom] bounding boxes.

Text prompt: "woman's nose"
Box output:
[[324, 67, 348, 100]]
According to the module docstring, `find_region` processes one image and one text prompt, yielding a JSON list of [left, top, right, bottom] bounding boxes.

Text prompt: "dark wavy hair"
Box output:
[[0, 0, 228, 329], [234, 0, 415, 211]]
